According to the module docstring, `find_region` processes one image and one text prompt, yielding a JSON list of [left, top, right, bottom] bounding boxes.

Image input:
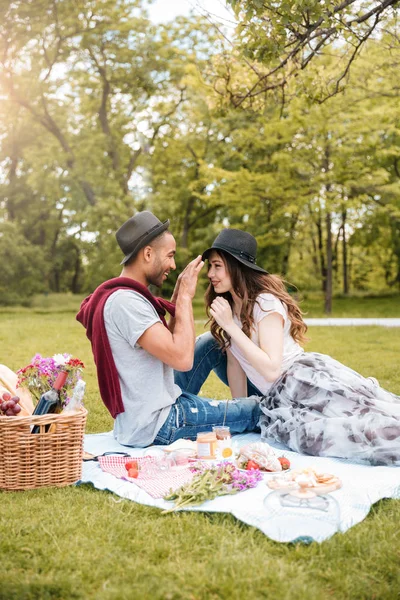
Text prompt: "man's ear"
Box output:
[[142, 245, 153, 263]]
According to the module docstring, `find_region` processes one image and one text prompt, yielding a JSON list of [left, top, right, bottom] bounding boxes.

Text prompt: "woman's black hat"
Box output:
[[202, 229, 268, 274]]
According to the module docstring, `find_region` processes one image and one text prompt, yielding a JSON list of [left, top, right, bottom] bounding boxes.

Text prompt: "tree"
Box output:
[[201, 20, 400, 310], [0, 0, 191, 290], [1, 3, 399, 310], [0, 222, 46, 305], [226, 0, 400, 105]]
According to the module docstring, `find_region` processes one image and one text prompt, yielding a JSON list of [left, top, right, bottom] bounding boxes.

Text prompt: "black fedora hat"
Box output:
[[202, 229, 268, 274], [116, 211, 170, 265]]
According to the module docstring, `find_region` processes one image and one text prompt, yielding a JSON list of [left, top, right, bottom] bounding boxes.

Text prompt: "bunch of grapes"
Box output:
[[0, 392, 22, 416]]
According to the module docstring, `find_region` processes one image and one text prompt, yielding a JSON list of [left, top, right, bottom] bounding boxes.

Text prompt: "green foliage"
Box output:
[[0, 222, 47, 305], [0, 2, 400, 313], [0, 0, 199, 293], [226, 0, 399, 103]]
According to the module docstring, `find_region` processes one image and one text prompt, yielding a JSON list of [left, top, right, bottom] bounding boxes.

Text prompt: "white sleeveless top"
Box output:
[[229, 293, 304, 395]]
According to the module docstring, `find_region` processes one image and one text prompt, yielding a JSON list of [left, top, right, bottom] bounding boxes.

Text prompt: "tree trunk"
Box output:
[[342, 209, 349, 294], [390, 220, 400, 290], [7, 151, 18, 221], [281, 212, 298, 275], [181, 196, 195, 249], [53, 270, 60, 293], [71, 253, 81, 293], [333, 226, 341, 278], [323, 141, 332, 314], [308, 210, 320, 273], [324, 211, 333, 314], [315, 213, 327, 292]]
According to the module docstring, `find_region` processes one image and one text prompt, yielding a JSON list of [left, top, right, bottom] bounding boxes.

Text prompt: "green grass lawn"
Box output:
[[194, 292, 400, 321], [299, 292, 400, 319], [1, 313, 400, 599], [2, 290, 399, 321]]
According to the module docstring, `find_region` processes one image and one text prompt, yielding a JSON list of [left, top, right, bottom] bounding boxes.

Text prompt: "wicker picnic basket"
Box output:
[[0, 407, 87, 491]]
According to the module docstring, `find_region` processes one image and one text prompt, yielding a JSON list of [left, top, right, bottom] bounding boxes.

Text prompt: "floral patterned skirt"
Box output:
[[259, 352, 400, 466]]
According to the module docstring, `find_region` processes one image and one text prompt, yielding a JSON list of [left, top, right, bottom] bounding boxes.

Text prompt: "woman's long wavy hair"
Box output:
[[205, 250, 308, 350]]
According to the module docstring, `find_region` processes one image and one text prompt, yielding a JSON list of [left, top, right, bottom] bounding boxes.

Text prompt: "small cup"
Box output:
[[142, 447, 169, 474], [212, 426, 231, 440], [171, 448, 196, 467]]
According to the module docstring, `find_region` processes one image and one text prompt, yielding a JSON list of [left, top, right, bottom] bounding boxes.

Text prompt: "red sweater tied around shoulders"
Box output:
[[76, 277, 175, 418]]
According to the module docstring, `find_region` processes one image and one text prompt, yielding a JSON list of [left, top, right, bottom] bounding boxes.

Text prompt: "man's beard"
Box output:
[[147, 259, 166, 288]]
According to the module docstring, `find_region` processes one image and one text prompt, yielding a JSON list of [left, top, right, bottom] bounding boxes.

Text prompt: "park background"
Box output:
[[1, 1, 400, 599], [1, 0, 400, 314]]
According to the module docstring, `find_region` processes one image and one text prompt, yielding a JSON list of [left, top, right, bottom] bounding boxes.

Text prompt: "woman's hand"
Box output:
[[210, 297, 235, 332]]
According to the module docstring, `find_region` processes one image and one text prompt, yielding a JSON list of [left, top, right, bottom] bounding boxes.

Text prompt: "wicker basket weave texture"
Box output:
[[0, 408, 87, 490]]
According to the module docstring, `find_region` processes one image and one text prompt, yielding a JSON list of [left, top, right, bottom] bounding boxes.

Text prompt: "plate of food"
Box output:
[[235, 442, 291, 474], [267, 467, 342, 496]]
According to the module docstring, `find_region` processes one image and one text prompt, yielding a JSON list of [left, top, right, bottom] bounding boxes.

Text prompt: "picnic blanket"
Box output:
[[80, 431, 400, 544]]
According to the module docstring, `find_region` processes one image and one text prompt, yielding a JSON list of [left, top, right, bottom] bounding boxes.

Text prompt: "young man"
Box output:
[[77, 211, 260, 447]]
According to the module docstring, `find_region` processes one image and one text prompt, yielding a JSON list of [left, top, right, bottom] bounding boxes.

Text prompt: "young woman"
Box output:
[[203, 228, 400, 466]]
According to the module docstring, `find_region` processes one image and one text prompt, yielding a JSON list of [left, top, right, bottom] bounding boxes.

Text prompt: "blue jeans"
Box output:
[[153, 332, 262, 445]]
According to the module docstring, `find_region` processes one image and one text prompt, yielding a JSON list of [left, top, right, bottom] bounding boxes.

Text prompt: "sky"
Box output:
[[148, 0, 236, 27]]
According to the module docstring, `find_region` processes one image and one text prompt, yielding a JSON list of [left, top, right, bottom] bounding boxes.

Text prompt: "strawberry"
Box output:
[[278, 456, 290, 470], [246, 460, 260, 470], [125, 460, 138, 471]]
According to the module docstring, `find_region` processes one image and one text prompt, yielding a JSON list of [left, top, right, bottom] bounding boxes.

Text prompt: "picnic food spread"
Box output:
[[3, 353, 344, 508], [96, 437, 344, 514]]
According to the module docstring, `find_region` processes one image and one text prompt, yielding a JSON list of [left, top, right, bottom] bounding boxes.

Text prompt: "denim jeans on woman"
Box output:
[[153, 332, 262, 445]]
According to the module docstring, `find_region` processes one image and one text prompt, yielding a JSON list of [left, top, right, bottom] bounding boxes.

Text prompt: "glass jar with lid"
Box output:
[[212, 426, 233, 460], [196, 431, 217, 459]]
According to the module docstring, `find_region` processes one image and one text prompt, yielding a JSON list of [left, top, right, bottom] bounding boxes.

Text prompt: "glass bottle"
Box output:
[[32, 371, 68, 434]]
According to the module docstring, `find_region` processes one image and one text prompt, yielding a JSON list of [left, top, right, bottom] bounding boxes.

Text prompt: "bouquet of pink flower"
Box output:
[[17, 353, 85, 408], [163, 461, 263, 513]]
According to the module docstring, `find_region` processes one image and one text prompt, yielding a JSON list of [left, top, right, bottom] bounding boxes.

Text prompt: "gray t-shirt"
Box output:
[[104, 289, 181, 447]]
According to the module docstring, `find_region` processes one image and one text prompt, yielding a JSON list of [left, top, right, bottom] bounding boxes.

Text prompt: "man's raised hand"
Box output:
[[178, 256, 204, 299]]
